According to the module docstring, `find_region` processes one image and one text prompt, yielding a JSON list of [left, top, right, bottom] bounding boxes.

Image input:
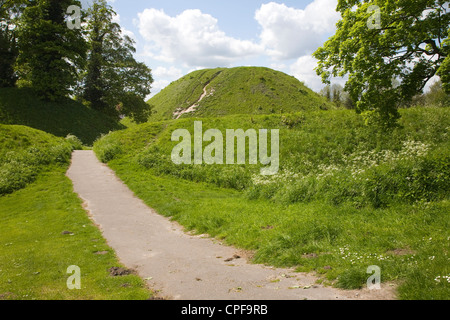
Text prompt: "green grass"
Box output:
[[148, 67, 334, 121], [0, 166, 151, 300], [0, 87, 123, 145], [0, 124, 151, 300], [95, 107, 450, 300], [0, 124, 78, 196]]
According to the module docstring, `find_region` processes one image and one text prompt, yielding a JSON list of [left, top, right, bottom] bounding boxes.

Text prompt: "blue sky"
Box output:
[[82, 0, 345, 96]]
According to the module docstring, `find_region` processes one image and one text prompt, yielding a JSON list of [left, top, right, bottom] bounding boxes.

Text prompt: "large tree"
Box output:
[[80, 0, 153, 123], [314, 0, 449, 127], [0, 0, 25, 87], [17, 0, 87, 100]]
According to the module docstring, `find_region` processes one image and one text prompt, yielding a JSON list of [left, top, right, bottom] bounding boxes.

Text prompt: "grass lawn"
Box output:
[[0, 164, 151, 300]]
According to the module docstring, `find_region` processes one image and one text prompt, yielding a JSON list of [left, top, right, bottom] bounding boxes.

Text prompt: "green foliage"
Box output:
[[148, 67, 334, 121], [95, 108, 450, 210], [335, 267, 368, 289], [94, 107, 450, 299], [94, 138, 123, 163], [0, 0, 23, 87], [0, 87, 124, 145], [65, 134, 83, 150], [79, 0, 153, 122], [0, 124, 76, 195], [17, 0, 87, 100], [314, 0, 450, 127]]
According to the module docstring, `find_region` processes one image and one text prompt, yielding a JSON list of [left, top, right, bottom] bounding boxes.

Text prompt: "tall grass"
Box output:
[[98, 108, 449, 209]]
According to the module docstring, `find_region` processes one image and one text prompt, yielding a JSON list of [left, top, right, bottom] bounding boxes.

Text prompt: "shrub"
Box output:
[[0, 141, 73, 196], [65, 134, 83, 150], [94, 141, 123, 163]]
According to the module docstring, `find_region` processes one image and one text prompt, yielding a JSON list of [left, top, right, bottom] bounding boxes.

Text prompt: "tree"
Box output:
[[0, 0, 25, 87], [423, 80, 449, 107], [17, 0, 87, 100], [80, 0, 153, 122], [314, 0, 449, 127], [320, 85, 332, 101], [332, 83, 343, 108]]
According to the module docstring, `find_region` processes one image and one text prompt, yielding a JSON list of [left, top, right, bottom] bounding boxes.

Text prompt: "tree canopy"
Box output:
[[79, 0, 153, 122], [314, 0, 449, 126], [17, 0, 87, 100], [0, 0, 153, 123]]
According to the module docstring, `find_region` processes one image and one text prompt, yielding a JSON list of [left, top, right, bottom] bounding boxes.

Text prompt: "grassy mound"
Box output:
[[94, 107, 450, 299], [0, 124, 80, 196], [148, 67, 334, 121], [0, 87, 123, 145]]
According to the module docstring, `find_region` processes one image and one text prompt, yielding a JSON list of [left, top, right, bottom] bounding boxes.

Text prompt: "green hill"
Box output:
[[0, 124, 78, 195], [148, 66, 334, 121], [94, 107, 449, 299], [0, 87, 123, 145]]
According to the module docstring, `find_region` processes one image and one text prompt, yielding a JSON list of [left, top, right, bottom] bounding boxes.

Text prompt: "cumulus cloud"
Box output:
[[290, 56, 323, 91], [290, 55, 347, 92], [255, 0, 340, 60], [150, 79, 171, 96], [137, 8, 263, 68], [153, 66, 183, 79]]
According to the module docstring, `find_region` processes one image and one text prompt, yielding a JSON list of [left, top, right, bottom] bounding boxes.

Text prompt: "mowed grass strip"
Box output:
[[0, 165, 151, 300]]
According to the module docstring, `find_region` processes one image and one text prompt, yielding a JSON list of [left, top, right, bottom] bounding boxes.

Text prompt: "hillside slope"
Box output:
[[94, 107, 450, 299], [148, 67, 334, 121], [0, 124, 79, 195], [0, 87, 123, 145]]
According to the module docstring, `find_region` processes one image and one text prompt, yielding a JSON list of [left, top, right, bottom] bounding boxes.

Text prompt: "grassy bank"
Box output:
[[0, 125, 151, 300], [0, 88, 123, 145], [94, 108, 450, 299]]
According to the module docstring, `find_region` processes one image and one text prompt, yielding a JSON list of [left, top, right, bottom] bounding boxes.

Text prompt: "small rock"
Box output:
[[62, 231, 74, 235]]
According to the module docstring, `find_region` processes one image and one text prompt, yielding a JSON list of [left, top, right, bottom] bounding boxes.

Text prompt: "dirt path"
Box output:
[[66, 150, 396, 300], [173, 71, 222, 119], [174, 84, 212, 119]]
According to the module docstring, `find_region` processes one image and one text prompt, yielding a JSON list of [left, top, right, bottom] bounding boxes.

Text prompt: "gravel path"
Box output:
[[66, 150, 396, 300]]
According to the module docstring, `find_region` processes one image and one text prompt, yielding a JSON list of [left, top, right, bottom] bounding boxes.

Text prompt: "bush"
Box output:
[[0, 141, 74, 196], [94, 140, 123, 163], [65, 134, 83, 150]]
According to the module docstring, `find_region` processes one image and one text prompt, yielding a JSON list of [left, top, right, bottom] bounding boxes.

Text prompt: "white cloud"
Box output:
[[153, 66, 183, 79], [255, 0, 340, 60], [137, 8, 263, 68], [290, 55, 323, 91], [149, 79, 171, 98], [290, 55, 347, 92]]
